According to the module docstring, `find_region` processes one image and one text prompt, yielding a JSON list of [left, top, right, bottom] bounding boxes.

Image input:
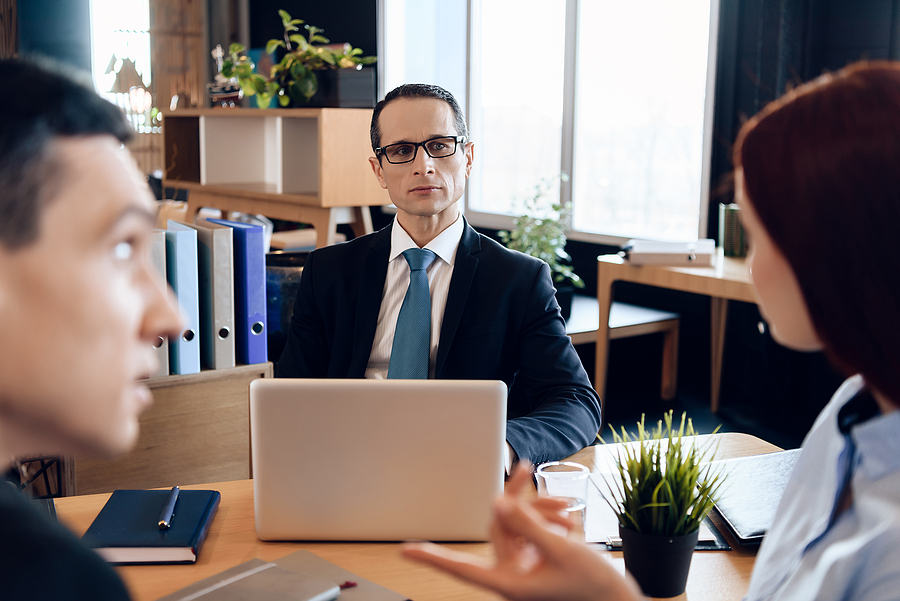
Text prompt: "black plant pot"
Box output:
[[304, 67, 376, 108], [619, 526, 699, 598], [555, 285, 573, 321]]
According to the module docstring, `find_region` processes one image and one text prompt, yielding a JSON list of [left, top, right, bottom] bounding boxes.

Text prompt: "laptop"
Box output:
[[250, 378, 508, 541]]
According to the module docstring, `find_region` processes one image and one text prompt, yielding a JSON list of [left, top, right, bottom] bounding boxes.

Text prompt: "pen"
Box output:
[[158, 486, 179, 529]]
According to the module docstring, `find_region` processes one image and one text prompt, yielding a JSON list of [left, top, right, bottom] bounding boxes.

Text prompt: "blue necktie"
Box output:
[[388, 248, 437, 379]]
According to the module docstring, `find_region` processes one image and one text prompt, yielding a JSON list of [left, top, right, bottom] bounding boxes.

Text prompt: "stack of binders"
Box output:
[[206, 218, 268, 366], [148, 217, 268, 376]]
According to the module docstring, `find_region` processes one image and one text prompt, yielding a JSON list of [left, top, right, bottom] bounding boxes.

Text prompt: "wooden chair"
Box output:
[[567, 297, 680, 400]]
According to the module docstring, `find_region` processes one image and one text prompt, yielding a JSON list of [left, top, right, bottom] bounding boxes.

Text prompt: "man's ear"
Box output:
[[464, 142, 475, 179], [368, 156, 388, 190]]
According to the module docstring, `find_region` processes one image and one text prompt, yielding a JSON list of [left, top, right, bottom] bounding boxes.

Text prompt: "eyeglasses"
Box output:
[[375, 136, 468, 164]]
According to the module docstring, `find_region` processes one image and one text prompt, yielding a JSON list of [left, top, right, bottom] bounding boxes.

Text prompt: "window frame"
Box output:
[[463, 0, 722, 245]]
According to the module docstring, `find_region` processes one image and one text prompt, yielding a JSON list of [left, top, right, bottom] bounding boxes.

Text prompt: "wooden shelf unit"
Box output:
[[162, 108, 389, 247], [71, 363, 273, 495]]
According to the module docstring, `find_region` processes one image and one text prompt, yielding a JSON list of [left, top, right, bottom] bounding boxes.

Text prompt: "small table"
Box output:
[[596, 251, 756, 414], [54, 433, 776, 601], [568, 297, 681, 401], [174, 181, 375, 249]]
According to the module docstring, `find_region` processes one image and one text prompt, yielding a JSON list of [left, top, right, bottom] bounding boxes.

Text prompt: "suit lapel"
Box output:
[[436, 220, 481, 376], [348, 224, 392, 377]]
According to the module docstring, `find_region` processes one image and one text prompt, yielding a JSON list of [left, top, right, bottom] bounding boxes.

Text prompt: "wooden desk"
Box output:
[[596, 252, 756, 415], [72, 363, 273, 495], [54, 433, 776, 601]]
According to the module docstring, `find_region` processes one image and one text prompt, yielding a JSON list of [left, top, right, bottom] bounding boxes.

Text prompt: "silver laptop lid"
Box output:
[[250, 379, 507, 541]]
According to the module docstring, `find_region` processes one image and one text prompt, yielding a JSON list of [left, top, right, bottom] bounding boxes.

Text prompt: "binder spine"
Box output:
[[165, 224, 201, 375], [149, 230, 169, 378]]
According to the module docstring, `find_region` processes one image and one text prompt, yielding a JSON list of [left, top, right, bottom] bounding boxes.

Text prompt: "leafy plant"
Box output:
[[222, 9, 377, 108], [221, 43, 280, 109], [266, 9, 377, 106], [499, 173, 584, 288], [599, 411, 726, 536]]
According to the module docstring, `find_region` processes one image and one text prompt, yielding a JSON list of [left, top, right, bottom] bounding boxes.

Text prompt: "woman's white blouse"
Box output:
[[745, 375, 900, 600]]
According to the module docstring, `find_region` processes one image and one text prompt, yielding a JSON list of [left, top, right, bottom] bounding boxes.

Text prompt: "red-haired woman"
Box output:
[[402, 61, 900, 601]]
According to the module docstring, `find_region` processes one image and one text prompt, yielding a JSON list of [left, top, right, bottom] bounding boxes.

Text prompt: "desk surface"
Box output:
[[594, 252, 757, 415], [55, 433, 779, 601], [597, 252, 756, 304]]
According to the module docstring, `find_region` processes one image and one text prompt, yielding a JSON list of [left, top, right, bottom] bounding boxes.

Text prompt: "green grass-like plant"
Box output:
[[599, 411, 726, 536]]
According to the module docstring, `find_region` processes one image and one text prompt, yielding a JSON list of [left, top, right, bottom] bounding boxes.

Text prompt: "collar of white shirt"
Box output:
[[389, 213, 465, 265], [384, 213, 516, 472]]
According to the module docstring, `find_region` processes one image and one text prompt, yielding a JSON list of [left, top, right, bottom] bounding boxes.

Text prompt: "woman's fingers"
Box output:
[[530, 497, 577, 530], [494, 497, 574, 561], [505, 462, 535, 497], [401, 542, 523, 594]]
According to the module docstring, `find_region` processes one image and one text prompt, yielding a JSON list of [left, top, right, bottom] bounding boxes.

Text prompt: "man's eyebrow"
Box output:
[[107, 205, 158, 231], [383, 134, 456, 146]]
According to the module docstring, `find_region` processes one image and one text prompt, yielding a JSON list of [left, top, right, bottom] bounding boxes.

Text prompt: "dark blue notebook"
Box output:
[[82, 489, 220, 564]]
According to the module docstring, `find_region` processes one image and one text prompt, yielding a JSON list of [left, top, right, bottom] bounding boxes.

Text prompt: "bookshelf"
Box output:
[[162, 108, 390, 248], [71, 363, 272, 495], [67, 109, 379, 494]]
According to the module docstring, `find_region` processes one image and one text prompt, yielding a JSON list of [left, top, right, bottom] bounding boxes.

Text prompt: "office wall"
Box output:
[[708, 0, 900, 236], [248, 0, 377, 56]]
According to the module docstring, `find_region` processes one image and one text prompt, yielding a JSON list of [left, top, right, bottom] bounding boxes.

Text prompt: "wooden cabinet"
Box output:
[[71, 363, 272, 495], [162, 108, 389, 247]]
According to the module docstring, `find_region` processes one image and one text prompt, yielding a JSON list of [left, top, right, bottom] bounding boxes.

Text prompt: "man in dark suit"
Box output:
[[277, 84, 600, 466]]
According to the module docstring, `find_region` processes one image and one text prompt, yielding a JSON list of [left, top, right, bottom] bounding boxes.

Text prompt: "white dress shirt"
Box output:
[[745, 374, 900, 601], [365, 214, 464, 379], [364, 215, 516, 470]]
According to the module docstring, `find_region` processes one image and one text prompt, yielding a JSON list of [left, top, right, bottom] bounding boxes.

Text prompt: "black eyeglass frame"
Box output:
[[375, 135, 469, 164]]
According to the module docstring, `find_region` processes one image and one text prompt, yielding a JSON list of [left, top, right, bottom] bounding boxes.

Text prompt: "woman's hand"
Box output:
[[401, 464, 645, 601]]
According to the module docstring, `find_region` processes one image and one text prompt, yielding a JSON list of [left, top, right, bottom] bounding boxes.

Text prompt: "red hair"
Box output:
[[734, 61, 900, 406]]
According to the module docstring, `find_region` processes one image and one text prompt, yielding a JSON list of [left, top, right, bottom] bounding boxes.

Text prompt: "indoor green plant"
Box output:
[[221, 42, 279, 108], [498, 173, 584, 318], [600, 411, 726, 597], [222, 9, 376, 108]]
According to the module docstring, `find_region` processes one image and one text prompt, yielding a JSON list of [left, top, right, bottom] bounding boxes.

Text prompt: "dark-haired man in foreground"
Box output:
[[277, 84, 601, 466], [0, 59, 182, 598]]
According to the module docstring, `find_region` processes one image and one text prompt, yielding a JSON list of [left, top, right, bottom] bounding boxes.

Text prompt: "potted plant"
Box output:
[[221, 42, 280, 109], [221, 9, 376, 109], [499, 173, 584, 319], [600, 411, 726, 598]]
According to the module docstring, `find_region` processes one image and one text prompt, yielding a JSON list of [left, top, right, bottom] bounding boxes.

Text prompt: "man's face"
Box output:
[[0, 136, 182, 458], [369, 97, 474, 226]]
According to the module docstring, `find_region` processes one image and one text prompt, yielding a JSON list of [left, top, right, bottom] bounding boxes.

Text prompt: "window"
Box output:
[[89, 0, 162, 175], [466, 0, 567, 224], [467, 0, 720, 243], [379, 0, 467, 108], [90, 0, 152, 109]]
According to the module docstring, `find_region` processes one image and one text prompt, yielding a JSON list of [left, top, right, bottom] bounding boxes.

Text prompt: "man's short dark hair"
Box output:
[[370, 84, 468, 155], [0, 58, 134, 251]]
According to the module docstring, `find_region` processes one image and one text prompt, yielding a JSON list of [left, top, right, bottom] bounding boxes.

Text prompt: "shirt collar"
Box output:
[[839, 377, 900, 482], [389, 213, 464, 266], [852, 405, 900, 481]]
